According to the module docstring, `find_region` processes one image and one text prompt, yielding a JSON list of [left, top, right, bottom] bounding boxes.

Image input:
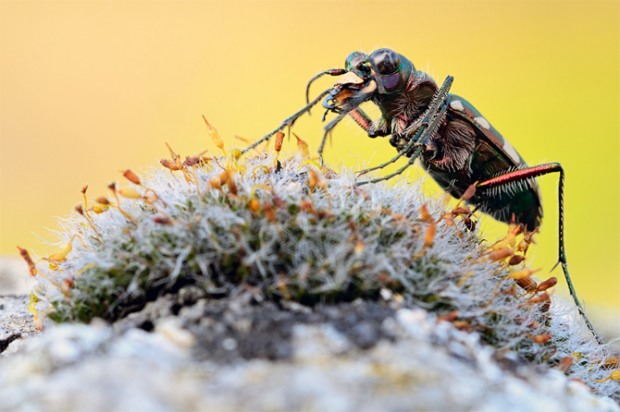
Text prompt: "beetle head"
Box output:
[[368, 48, 415, 94], [322, 49, 416, 112], [341, 49, 415, 94]]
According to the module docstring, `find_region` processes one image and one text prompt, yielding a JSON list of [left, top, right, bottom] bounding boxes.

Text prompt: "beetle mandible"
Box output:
[[241, 48, 601, 344]]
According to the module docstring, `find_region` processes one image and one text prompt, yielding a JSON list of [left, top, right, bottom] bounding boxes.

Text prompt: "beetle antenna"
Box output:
[[241, 88, 332, 155], [305, 68, 347, 107]]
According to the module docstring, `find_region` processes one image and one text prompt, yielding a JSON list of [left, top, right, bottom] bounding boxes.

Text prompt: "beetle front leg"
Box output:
[[357, 100, 449, 184], [368, 117, 390, 138], [355, 103, 447, 185], [344, 106, 389, 138], [357, 76, 454, 179], [318, 110, 352, 163], [347, 108, 373, 133], [317, 107, 387, 162]]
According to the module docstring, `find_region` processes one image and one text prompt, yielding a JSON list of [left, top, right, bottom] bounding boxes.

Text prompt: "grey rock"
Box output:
[[0, 294, 618, 412]]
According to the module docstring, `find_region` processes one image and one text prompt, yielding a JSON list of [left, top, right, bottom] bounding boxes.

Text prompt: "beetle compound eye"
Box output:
[[356, 61, 372, 74], [371, 48, 400, 75], [345, 51, 368, 72]]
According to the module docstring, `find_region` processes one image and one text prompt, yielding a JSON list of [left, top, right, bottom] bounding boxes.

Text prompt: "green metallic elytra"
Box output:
[[428, 94, 543, 231]]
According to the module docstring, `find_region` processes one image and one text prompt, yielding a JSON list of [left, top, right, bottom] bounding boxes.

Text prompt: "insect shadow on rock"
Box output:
[[240, 48, 602, 344]]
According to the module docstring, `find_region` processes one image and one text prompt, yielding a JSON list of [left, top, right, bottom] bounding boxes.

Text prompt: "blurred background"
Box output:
[[1, 2, 618, 322]]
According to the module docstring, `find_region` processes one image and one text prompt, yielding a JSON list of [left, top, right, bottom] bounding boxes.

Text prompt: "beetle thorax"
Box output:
[[375, 71, 438, 135]]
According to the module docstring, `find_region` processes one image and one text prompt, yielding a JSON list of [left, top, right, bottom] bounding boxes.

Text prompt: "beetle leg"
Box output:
[[356, 145, 424, 185], [369, 117, 390, 138], [241, 88, 332, 155], [317, 107, 377, 163], [356, 100, 448, 184], [348, 108, 373, 132], [317, 109, 353, 163], [357, 76, 453, 179], [357, 131, 422, 178], [355, 101, 447, 185], [343, 107, 387, 138], [314, 107, 378, 165], [478, 163, 602, 344]]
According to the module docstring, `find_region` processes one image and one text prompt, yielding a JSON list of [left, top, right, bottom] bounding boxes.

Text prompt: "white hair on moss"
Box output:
[[26, 153, 618, 401]]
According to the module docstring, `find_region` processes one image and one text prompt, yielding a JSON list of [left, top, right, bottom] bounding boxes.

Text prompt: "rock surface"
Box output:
[[1, 289, 618, 412]]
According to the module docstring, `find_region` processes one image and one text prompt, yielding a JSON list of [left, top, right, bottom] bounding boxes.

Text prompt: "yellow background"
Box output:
[[1, 1, 618, 310]]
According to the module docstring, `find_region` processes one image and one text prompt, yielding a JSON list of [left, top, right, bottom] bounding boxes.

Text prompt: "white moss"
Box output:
[[26, 153, 619, 400]]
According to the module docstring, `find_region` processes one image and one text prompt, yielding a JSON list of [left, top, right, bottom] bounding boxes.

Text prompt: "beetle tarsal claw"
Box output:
[[322, 109, 330, 121]]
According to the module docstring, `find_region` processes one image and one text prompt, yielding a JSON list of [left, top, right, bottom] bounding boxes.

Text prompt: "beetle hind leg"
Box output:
[[478, 163, 602, 344]]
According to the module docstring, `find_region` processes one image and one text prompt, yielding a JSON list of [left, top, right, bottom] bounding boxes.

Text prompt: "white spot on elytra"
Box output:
[[474, 116, 490, 129], [503, 141, 522, 163], [449, 100, 464, 111]]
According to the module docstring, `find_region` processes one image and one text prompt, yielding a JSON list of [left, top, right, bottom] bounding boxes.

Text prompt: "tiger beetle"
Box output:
[[241, 48, 602, 344]]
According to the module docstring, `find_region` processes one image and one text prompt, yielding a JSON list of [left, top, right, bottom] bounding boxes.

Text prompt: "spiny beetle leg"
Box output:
[[356, 103, 446, 185], [402, 75, 453, 137], [356, 76, 454, 178], [357, 145, 424, 186], [348, 108, 373, 133], [318, 106, 377, 163], [317, 110, 352, 163], [355, 103, 446, 185], [478, 163, 602, 344], [357, 99, 448, 186], [356, 127, 426, 178], [356, 77, 452, 185], [241, 88, 332, 155], [316, 108, 373, 166]]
